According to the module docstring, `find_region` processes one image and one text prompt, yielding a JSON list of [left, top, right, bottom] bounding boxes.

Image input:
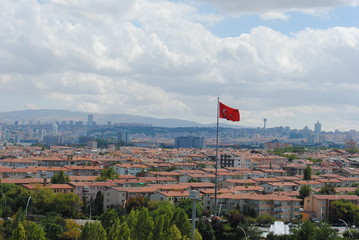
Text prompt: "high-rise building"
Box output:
[[263, 118, 267, 129], [175, 136, 205, 148], [314, 121, 321, 134], [51, 123, 58, 136], [88, 114, 94, 126]]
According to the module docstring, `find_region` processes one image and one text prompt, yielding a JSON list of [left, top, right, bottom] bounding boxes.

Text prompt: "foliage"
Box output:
[[80, 221, 107, 240], [298, 185, 311, 206], [307, 157, 322, 163], [99, 208, 119, 234], [31, 186, 83, 218], [93, 191, 104, 216], [293, 220, 317, 240], [329, 199, 359, 225], [176, 199, 202, 218], [0, 184, 31, 217], [96, 167, 119, 181], [256, 214, 276, 226], [319, 184, 336, 195], [125, 196, 148, 213], [197, 218, 216, 240], [289, 220, 339, 240], [10, 222, 25, 240], [51, 170, 70, 184], [315, 221, 339, 240], [242, 205, 257, 218], [346, 148, 359, 154], [61, 219, 82, 240], [303, 165, 312, 180], [23, 221, 46, 240]]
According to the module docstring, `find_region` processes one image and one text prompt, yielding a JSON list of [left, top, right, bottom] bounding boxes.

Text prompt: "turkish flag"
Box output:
[[219, 102, 240, 122]]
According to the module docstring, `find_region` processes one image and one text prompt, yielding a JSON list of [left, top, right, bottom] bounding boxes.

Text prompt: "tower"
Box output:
[[87, 114, 94, 126], [263, 118, 267, 130]]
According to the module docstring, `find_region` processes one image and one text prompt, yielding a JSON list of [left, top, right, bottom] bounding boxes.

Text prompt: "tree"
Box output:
[[51, 170, 70, 184], [319, 184, 336, 195], [133, 208, 154, 240], [61, 219, 81, 240], [23, 221, 46, 240], [125, 196, 147, 213], [10, 222, 26, 240], [298, 185, 312, 206], [80, 221, 107, 240], [303, 165, 312, 180], [108, 218, 132, 240], [171, 208, 192, 238], [257, 214, 276, 226], [176, 199, 202, 218], [31, 186, 83, 218], [100, 208, 119, 234], [167, 225, 182, 240], [293, 220, 316, 240], [197, 219, 215, 240], [227, 209, 246, 228], [96, 167, 119, 181], [315, 221, 338, 240], [330, 199, 359, 225], [94, 191, 104, 216]]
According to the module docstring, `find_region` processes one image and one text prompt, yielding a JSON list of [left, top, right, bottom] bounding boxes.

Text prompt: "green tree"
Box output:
[[32, 187, 83, 218], [330, 199, 359, 225], [10, 222, 26, 240], [293, 220, 316, 240], [0, 183, 31, 217], [303, 165, 312, 180], [126, 209, 139, 239], [24, 221, 46, 240], [100, 208, 119, 234], [197, 219, 215, 240], [80, 221, 107, 240], [167, 225, 182, 240], [133, 208, 154, 240], [298, 185, 312, 206], [94, 191, 104, 216], [176, 199, 202, 218], [96, 167, 119, 181], [51, 171, 70, 184], [257, 214, 276, 226], [108, 218, 132, 240], [319, 184, 336, 195], [315, 221, 338, 240], [171, 208, 192, 238], [152, 214, 168, 240], [227, 209, 246, 228]]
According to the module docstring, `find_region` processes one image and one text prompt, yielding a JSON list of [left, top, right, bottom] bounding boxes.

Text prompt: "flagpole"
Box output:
[[214, 97, 219, 216]]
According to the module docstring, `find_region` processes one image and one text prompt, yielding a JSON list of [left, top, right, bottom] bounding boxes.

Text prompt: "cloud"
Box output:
[[0, 0, 359, 130], [192, 0, 359, 15]]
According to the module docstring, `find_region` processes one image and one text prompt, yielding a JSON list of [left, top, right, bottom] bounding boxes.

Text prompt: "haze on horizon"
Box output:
[[1, 0, 359, 131]]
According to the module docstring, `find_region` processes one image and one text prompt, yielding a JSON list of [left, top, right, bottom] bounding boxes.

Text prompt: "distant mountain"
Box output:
[[0, 109, 246, 128]]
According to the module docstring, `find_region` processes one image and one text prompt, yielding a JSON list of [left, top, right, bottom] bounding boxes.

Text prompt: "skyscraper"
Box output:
[[314, 121, 321, 135], [87, 114, 94, 126]]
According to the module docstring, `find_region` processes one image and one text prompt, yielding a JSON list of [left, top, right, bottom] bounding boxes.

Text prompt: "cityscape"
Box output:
[[1, 0, 359, 239], [0, 112, 359, 238], [1, 113, 358, 150]]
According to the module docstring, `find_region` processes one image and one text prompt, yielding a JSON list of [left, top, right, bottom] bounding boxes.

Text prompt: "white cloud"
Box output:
[[0, 0, 359, 130], [192, 0, 359, 15], [260, 12, 290, 20]]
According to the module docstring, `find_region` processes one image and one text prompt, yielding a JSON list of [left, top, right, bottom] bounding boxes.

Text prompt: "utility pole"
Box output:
[[189, 190, 200, 240]]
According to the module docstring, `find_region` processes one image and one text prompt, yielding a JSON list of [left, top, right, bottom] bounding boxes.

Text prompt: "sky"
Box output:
[[1, 0, 359, 131]]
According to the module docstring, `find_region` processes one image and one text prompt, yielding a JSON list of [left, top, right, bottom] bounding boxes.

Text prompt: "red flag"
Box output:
[[219, 102, 240, 122]]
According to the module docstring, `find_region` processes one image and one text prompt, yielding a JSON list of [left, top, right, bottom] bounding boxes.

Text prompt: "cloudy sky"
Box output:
[[1, 0, 359, 131]]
